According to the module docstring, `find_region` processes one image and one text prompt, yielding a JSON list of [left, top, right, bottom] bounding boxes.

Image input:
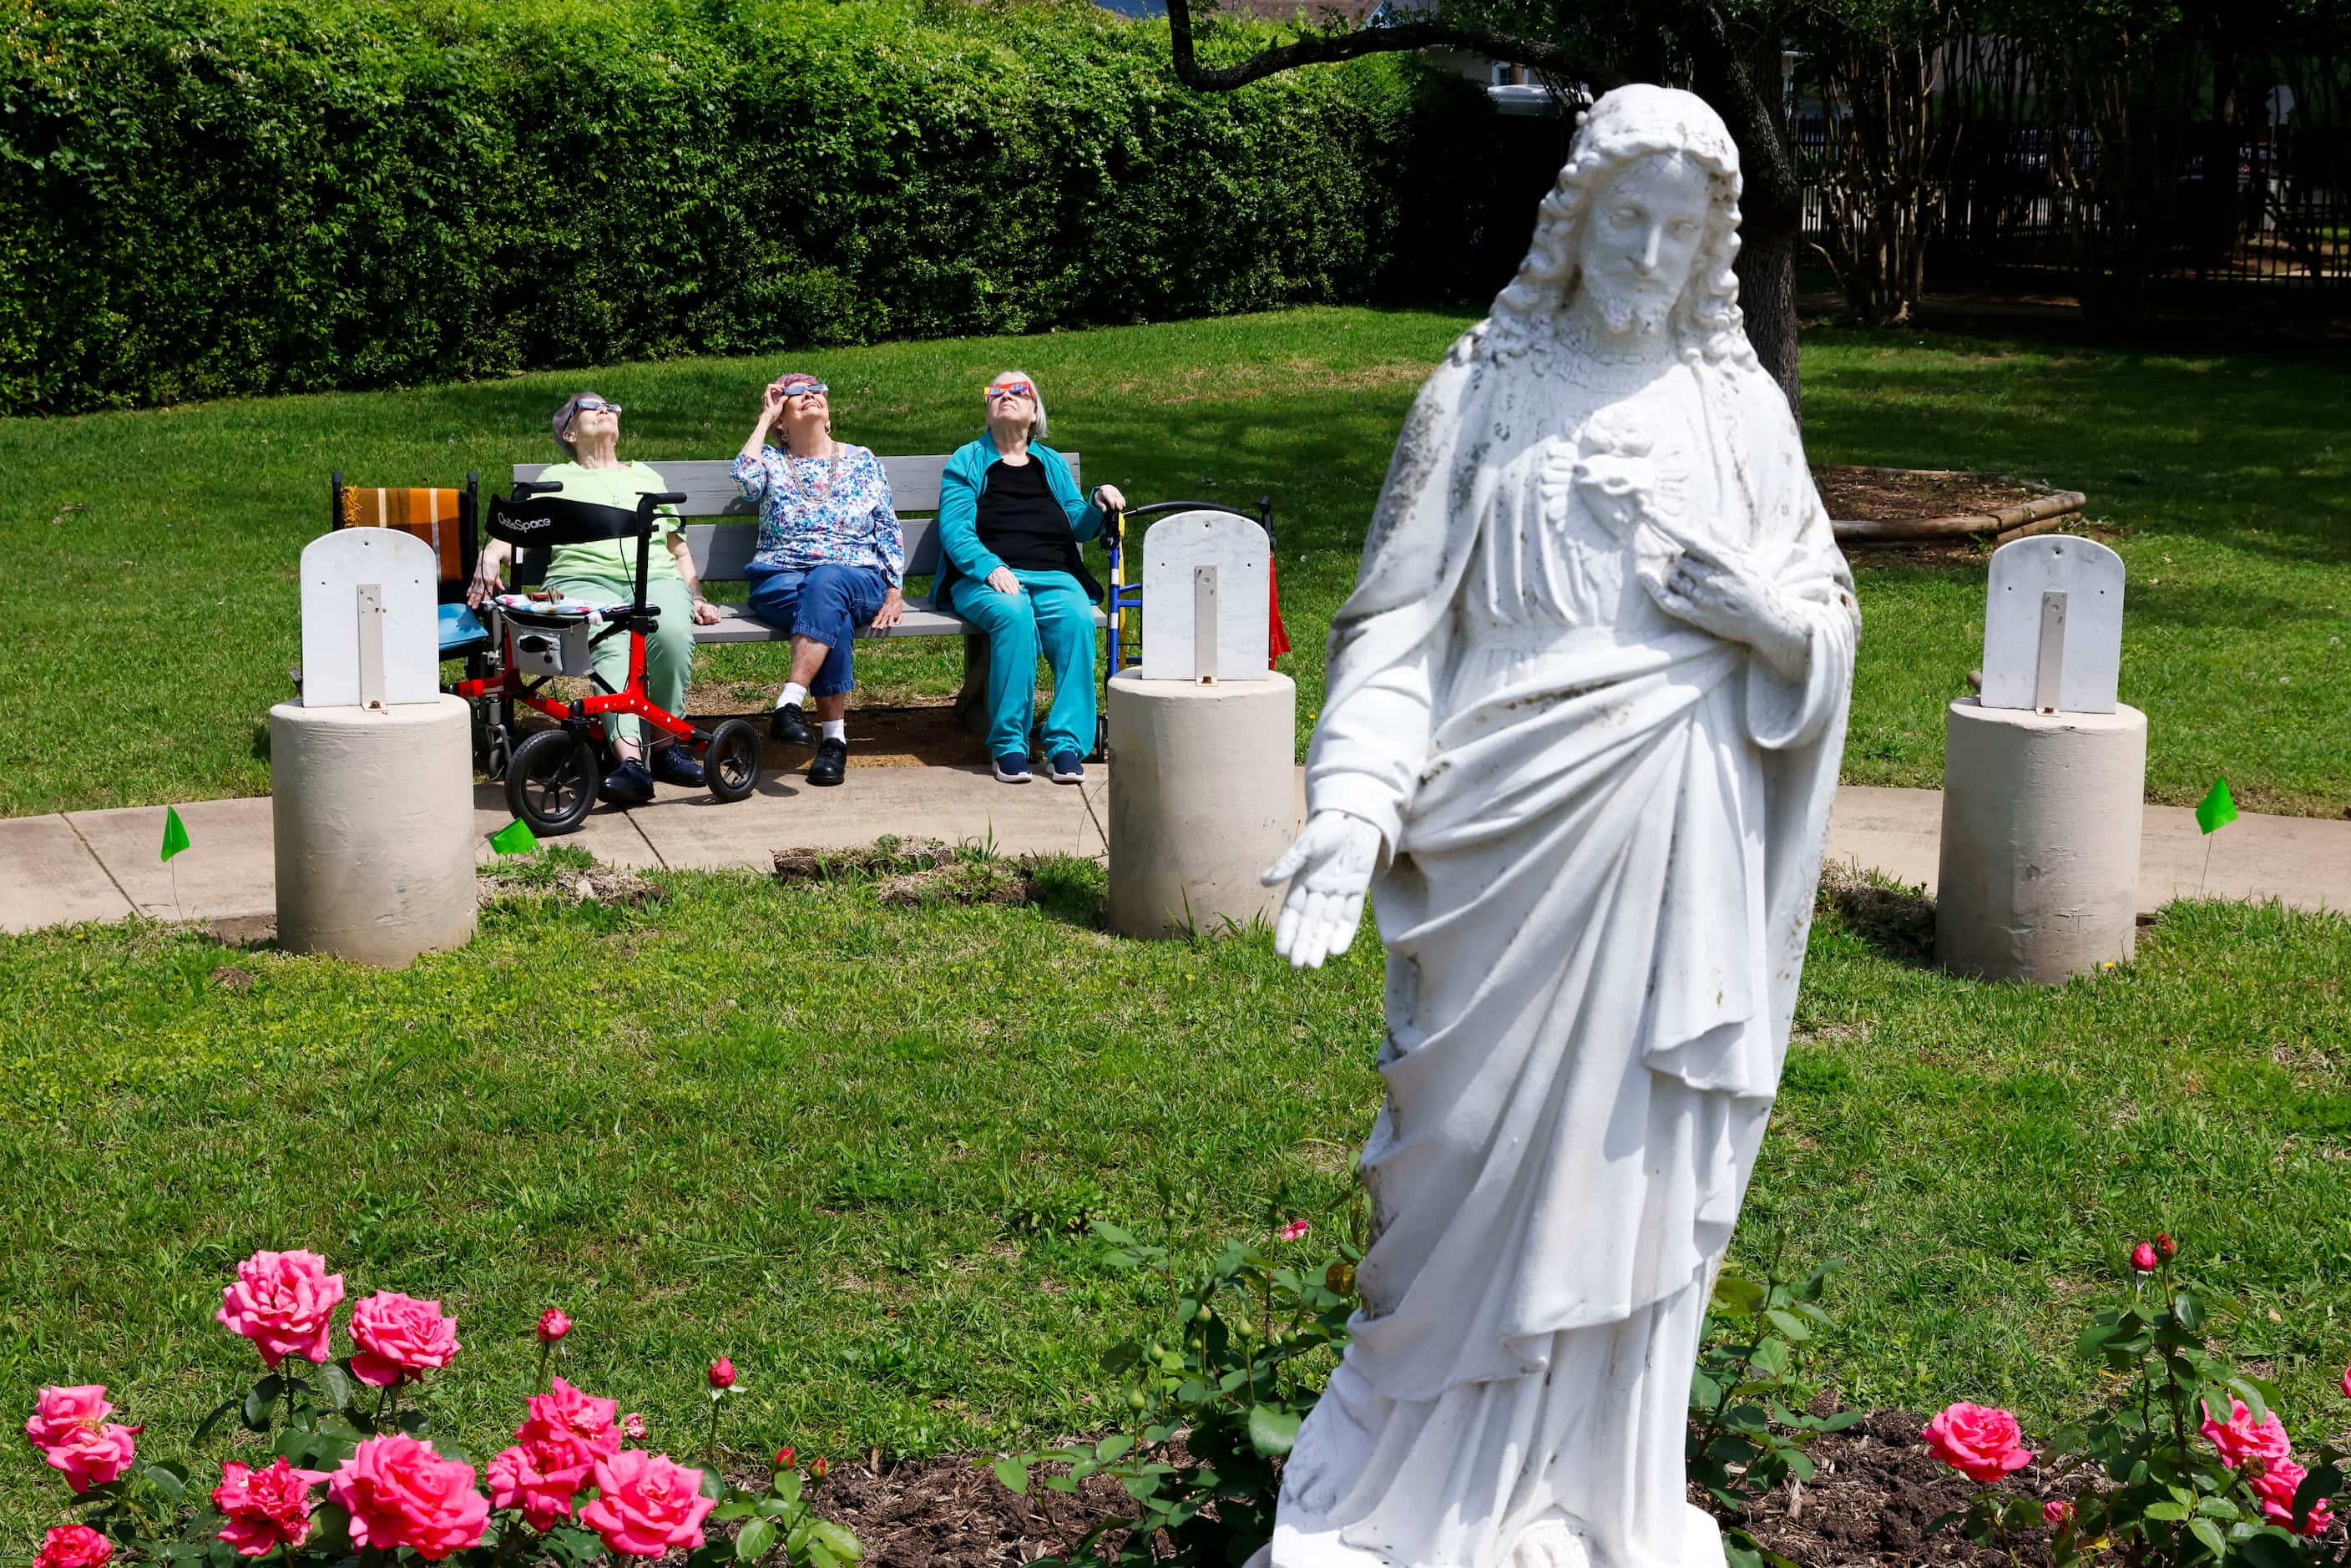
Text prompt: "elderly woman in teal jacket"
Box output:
[[936, 370, 1125, 784]]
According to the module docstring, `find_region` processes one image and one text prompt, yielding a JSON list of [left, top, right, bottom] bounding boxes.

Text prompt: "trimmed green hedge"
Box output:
[[0, 0, 1518, 413]]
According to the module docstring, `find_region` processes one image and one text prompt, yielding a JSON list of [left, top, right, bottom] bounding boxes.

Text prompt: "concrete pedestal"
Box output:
[[1107, 671, 1297, 940], [270, 696, 477, 966], [1935, 698, 2147, 984]]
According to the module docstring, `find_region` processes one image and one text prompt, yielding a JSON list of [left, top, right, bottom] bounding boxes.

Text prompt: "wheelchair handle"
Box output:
[[512, 479, 565, 497], [637, 491, 688, 508]]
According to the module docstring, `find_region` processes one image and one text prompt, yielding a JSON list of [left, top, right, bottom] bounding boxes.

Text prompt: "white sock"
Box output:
[[778, 682, 808, 710], [820, 720, 846, 742]]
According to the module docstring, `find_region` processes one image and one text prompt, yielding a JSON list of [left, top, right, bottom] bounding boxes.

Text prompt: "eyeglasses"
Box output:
[[777, 382, 828, 401], [571, 398, 622, 415], [984, 382, 1036, 402]]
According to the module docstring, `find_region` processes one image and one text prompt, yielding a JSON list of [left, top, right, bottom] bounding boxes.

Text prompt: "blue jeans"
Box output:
[[947, 569, 1097, 761], [744, 562, 892, 697]]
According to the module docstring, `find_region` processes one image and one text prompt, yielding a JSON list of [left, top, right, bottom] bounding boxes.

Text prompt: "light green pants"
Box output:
[[542, 571, 694, 746]]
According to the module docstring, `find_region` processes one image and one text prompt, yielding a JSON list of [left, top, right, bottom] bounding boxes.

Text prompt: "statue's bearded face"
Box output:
[[1575, 153, 1714, 336]]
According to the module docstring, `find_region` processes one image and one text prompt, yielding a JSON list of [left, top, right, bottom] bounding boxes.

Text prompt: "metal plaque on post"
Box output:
[[1138, 510, 1269, 682], [1979, 535, 2125, 715], [299, 529, 439, 709]]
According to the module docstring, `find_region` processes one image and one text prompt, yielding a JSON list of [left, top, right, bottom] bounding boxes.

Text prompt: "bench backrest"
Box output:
[[513, 454, 1078, 582]]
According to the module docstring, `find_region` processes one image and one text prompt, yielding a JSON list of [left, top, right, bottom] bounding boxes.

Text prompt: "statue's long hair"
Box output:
[[1484, 88, 1758, 372]]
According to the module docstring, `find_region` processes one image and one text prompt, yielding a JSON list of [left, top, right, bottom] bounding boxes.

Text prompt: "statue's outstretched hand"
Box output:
[[1262, 811, 1383, 969]]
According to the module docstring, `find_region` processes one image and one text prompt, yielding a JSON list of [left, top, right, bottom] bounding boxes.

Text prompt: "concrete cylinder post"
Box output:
[[270, 695, 477, 965], [1935, 697, 2148, 984], [1107, 670, 1297, 939]]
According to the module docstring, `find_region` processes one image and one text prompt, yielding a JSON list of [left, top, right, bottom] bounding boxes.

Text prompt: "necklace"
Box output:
[[779, 440, 843, 505]]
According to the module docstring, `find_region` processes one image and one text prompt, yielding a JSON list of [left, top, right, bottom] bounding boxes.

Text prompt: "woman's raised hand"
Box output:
[[759, 382, 786, 424], [1261, 810, 1384, 969]]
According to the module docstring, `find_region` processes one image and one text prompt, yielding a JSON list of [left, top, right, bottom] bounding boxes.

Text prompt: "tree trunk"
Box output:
[[1737, 215, 1802, 416]]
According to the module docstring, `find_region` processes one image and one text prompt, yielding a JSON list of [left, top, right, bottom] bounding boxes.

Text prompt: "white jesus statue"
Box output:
[[1258, 85, 1859, 1568]]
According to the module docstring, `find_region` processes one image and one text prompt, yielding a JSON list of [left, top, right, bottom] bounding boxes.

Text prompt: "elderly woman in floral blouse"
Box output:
[[731, 372, 907, 787]]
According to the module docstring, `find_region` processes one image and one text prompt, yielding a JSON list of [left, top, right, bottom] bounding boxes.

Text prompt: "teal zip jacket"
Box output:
[[933, 432, 1105, 608]]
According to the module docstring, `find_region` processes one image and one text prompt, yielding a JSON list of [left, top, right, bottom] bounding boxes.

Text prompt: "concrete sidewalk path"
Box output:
[[3, 773, 2345, 936]]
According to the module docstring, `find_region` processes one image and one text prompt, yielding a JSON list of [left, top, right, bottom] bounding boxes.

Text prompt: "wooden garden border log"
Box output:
[[1826, 468, 2087, 547]]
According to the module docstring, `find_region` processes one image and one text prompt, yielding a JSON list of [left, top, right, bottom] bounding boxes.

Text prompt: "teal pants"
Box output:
[[947, 569, 1097, 761], [544, 571, 694, 747]]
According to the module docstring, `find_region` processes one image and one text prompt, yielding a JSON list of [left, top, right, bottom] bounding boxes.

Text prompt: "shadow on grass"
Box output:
[[1817, 862, 1939, 969]]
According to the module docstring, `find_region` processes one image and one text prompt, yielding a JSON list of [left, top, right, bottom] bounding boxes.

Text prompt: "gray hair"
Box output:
[[991, 370, 1048, 441], [1485, 85, 1756, 371]]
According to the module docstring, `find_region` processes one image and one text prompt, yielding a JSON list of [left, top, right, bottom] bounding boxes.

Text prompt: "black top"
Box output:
[[975, 458, 1075, 574]]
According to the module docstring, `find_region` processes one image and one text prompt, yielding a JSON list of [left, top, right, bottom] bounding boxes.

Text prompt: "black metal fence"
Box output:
[[1792, 116, 2351, 291]]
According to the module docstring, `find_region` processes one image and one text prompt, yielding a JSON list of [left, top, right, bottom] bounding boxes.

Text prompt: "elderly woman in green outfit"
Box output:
[[934, 371, 1125, 784], [466, 392, 723, 805]]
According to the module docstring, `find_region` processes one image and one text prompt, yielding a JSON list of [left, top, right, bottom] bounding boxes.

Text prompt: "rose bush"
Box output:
[[23, 1248, 863, 1568], [1926, 1235, 2348, 1568]]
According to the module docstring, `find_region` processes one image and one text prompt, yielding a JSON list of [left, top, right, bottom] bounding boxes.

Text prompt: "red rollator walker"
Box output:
[[458, 480, 763, 836]]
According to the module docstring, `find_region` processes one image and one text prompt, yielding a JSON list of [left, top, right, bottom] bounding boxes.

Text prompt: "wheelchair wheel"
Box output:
[[505, 729, 601, 836], [705, 718, 762, 803]]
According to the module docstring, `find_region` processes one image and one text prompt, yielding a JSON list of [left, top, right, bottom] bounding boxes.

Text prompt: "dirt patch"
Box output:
[[759, 1410, 2099, 1568], [1711, 1408, 2068, 1568], [772, 838, 1040, 907], [1813, 467, 2051, 526], [476, 863, 662, 908], [1819, 862, 1938, 965]]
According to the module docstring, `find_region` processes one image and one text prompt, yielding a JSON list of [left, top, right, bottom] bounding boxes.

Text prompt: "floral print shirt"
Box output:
[[730, 443, 906, 586]]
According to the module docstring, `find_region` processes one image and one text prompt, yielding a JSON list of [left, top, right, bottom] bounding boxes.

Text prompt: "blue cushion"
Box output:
[[438, 603, 493, 657]]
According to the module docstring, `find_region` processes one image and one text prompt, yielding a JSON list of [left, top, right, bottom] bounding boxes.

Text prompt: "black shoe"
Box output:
[[599, 757, 655, 806], [771, 703, 816, 746], [808, 736, 848, 787], [650, 745, 705, 787], [1049, 751, 1084, 784]]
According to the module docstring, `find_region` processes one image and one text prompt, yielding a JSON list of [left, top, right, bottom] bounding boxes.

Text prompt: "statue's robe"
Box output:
[[1275, 321, 1858, 1568]]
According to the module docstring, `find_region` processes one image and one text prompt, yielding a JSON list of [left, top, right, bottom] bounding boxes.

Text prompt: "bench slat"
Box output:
[[694, 600, 1106, 645], [513, 453, 1077, 532]]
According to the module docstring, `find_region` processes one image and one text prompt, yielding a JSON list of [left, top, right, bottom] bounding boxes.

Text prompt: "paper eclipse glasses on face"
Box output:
[[776, 382, 828, 400], [568, 397, 621, 418], [984, 381, 1036, 402]]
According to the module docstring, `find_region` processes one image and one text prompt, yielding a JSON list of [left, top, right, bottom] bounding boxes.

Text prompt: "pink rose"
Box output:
[[2250, 1459, 2336, 1535], [2199, 1399, 2292, 1468], [329, 1434, 489, 1560], [1922, 1403, 2035, 1484], [33, 1525, 113, 1568], [216, 1250, 345, 1368], [26, 1385, 142, 1494], [538, 1308, 571, 1343], [707, 1357, 736, 1390], [2131, 1242, 2159, 1272], [2043, 1500, 2074, 1527], [579, 1450, 717, 1557], [213, 1457, 333, 1556], [622, 1413, 648, 1441], [2156, 1232, 2177, 1259], [2340, 1363, 2350, 1403], [776, 1447, 796, 1469], [1278, 1220, 1311, 1242], [513, 1378, 621, 1473], [488, 1443, 591, 1532], [349, 1292, 460, 1388]]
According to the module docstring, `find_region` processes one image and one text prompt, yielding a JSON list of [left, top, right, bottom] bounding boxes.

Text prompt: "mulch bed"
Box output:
[[1812, 468, 2050, 527], [769, 1410, 2075, 1568]]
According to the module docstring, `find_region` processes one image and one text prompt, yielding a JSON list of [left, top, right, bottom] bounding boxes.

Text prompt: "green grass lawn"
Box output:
[[3, 307, 2345, 818], [2, 859, 2348, 1549]]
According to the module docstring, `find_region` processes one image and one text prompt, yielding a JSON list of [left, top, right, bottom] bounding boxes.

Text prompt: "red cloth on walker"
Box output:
[[1269, 559, 1292, 663]]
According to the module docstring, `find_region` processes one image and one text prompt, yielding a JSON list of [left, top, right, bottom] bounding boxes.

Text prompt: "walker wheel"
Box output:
[[505, 728, 602, 836], [705, 718, 762, 803]]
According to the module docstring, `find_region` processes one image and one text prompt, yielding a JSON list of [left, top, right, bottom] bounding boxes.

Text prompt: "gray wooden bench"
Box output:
[[511, 454, 1094, 642], [513, 454, 1100, 731]]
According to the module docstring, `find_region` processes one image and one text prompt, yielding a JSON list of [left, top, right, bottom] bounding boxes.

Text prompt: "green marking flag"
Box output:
[[159, 805, 190, 862], [488, 818, 538, 856], [2195, 776, 2239, 836]]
